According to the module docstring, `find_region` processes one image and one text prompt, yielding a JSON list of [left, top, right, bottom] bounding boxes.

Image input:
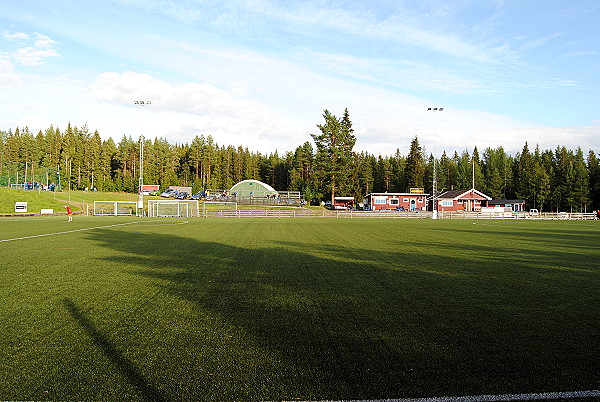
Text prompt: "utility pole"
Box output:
[[134, 100, 151, 214], [427, 107, 443, 219]]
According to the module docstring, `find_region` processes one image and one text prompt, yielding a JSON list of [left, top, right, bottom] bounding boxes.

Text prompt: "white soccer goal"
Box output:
[[93, 201, 138, 216], [148, 200, 199, 217], [201, 201, 238, 217]]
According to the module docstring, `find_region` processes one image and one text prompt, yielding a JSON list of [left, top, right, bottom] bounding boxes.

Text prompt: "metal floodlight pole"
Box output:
[[134, 100, 151, 213], [57, 168, 61, 191], [427, 107, 443, 219]]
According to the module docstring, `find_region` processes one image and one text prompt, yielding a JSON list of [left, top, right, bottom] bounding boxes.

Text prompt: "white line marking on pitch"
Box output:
[[352, 389, 600, 401], [0, 220, 188, 243]]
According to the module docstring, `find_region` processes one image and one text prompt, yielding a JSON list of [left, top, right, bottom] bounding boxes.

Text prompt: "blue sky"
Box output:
[[1, 0, 598, 156]]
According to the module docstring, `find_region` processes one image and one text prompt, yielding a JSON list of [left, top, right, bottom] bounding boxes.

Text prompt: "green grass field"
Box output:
[[0, 188, 140, 215], [0, 217, 598, 400]]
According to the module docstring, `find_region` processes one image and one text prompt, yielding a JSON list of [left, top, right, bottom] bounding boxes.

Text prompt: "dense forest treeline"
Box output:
[[1, 119, 599, 212]]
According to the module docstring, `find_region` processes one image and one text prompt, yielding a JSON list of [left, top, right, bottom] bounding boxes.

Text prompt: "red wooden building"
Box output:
[[139, 184, 160, 195], [435, 189, 491, 212], [364, 191, 429, 211], [333, 196, 355, 210]]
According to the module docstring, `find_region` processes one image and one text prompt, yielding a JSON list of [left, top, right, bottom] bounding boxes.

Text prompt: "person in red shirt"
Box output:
[[65, 205, 73, 222]]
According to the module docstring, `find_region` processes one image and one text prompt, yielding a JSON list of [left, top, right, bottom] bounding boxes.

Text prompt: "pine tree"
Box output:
[[471, 147, 484, 190], [587, 150, 600, 210], [97, 138, 117, 191], [530, 145, 550, 210], [482, 147, 504, 199], [189, 135, 205, 183], [573, 147, 590, 212], [373, 155, 392, 192], [456, 150, 472, 189], [289, 142, 314, 192], [551, 146, 575, 212], [514, 142, 533, 205], [85, 131, 102, 190], [311, 108, 357, 204], [357, 152, 376, 196], [437, 151, 450, 192], [390, 149, 406, 192]]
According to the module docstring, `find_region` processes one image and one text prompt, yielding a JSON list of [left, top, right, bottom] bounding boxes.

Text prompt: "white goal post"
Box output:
[[148, 200, 199, 217], [93, 201, 138, 216], [201, 201, 238, 217]]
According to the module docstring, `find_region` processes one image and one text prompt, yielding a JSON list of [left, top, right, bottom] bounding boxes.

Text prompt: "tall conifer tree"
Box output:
[[311, 108, 356, 204]]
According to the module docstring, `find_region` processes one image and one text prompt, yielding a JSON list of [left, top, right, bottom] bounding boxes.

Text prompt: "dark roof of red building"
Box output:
[[488, 199, 525, 205]]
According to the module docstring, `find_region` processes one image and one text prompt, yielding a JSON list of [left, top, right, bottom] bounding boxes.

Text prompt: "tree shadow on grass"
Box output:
[[82, 226, 600, 400], [430, 224, 600, 251], [63, 298, 166, 402]]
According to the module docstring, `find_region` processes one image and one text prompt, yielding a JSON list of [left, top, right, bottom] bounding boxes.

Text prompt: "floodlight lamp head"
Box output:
[[427, 107, 432, 111], [439, 107, 444, 111]]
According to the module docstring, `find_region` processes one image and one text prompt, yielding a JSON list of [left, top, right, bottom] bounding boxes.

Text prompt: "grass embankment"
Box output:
[[0, 188, 139, 215], [0, 218, 598, 400], [0, 188, 321, 215]]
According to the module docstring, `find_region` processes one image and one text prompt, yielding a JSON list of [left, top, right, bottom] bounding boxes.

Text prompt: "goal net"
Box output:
[[201, 201, 238, 217], [148, 200, 199, 217], [93, 201, 138, 216]]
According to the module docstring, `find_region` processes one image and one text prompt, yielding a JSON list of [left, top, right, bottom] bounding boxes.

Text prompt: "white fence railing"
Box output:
[[439, 211, 597, 220], [202, 209, 431, 218], [201, 209, 598, 220]]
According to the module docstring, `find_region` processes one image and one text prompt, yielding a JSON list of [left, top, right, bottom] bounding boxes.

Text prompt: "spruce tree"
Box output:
[[404, 136, 425, 190]]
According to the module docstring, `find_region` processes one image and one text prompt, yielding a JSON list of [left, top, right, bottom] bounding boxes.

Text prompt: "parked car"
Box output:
[[191, 191, 206, 200], [176, 192, 189, 199], [529, 209, 539, 216], [149, 189, 160, 196], [160, 189, 176, 197], [309, 198, 320, 206]]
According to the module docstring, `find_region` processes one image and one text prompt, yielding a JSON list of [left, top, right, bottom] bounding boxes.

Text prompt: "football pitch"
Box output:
[[0, 217, 598, 401]]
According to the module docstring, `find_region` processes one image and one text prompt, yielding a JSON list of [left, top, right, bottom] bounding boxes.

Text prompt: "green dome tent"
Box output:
[[229, 179, 278, 198]]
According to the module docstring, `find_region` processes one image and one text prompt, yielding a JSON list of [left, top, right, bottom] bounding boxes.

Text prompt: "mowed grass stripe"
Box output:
[[0, 218, 598, 400]]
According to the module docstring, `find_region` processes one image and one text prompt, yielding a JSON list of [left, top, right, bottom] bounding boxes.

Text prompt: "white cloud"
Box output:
[[0, 54, 20, 86], [86, 69, 600, 157], [92, 71, 302, 151], [2, 31, 61, 66], [519, 33, 563, 52], [4, 32, 29, 41], [33, 32, 59, 49], [12, 47, 61, 66], [117, 0, 509, 63]]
